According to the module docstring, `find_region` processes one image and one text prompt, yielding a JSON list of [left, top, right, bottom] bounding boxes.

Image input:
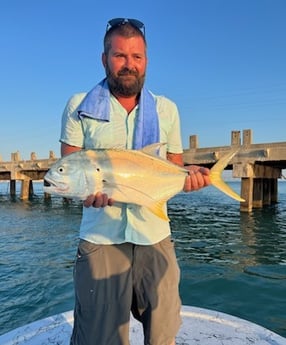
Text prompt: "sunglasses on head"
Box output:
[[106, 18, 145, 36]]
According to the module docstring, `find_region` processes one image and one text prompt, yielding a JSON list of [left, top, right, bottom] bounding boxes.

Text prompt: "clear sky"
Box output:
[[0, 0, 285, 161]]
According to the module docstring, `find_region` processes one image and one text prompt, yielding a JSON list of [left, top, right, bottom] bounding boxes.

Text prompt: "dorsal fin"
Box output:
[[141, 143, 166, 157]]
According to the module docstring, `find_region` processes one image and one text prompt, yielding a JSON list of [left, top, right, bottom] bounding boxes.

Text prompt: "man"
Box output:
[[60, 18, 210, 345]]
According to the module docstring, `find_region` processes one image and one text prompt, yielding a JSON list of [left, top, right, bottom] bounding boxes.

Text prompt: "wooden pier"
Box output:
[[1, 129, 286, 212], [183, 129, 286, 211], [0, 150, 57, 200]]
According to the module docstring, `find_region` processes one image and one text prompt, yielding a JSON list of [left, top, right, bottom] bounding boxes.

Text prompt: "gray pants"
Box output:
[[70, 237, 182, 345]]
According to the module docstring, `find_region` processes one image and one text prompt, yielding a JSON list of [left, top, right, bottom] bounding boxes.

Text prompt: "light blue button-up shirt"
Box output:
[[60, 91, 183, 245]]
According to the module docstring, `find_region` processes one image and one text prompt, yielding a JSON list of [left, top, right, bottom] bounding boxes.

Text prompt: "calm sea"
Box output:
[[0, 181, 285, 338]]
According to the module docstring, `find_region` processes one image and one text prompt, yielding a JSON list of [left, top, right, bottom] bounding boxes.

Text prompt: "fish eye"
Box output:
[[57, 166, 65, 174]]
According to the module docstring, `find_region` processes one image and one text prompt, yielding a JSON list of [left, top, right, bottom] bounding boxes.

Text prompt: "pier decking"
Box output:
[[1, 129, 286, 211]]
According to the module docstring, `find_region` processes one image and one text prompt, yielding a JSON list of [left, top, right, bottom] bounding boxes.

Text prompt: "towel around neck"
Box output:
[[77, 79, 159, 149]]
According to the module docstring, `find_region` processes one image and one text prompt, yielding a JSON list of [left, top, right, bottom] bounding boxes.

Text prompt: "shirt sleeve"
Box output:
[[60, 93, 86, 148], [155, 95, 183, 154]]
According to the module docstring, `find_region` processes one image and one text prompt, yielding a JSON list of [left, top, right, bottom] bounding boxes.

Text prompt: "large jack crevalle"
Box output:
[[43, 144, 244, 221]]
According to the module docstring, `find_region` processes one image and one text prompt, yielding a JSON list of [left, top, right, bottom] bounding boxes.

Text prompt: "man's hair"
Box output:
[[103, 23, 147, 55]]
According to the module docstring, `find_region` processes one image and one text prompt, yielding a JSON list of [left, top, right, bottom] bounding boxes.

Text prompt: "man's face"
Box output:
[[102, 34, 147, 97]]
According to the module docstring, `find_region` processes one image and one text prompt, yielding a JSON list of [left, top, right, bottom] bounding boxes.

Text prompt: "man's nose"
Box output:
[[124, 56, 134, 69]]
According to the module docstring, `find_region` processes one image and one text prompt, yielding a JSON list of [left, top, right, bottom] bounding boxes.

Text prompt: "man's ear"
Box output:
[[102, 53, 107, 68]]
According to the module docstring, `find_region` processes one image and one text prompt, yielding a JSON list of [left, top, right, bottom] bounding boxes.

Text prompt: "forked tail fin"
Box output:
[[210, 150, 245, 202]]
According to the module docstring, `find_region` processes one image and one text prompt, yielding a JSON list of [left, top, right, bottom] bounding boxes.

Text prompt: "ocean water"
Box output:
[[0, 181, 285, 338]]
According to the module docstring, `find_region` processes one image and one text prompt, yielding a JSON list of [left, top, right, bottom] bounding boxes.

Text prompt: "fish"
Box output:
[[43, 144, 244, 221]]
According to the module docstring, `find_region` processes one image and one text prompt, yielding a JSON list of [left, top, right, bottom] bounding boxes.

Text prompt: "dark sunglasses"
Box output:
[[106, 18, 145, 36]]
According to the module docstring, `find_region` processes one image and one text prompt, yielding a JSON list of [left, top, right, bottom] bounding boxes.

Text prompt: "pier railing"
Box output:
[[1, 129, 286, 211]]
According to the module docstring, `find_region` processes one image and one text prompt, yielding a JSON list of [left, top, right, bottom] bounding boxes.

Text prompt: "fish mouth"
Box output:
[[43, 178, 69, 192]]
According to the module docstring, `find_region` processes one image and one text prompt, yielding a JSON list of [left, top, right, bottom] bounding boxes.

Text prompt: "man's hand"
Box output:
[[83, 192, 114, 208], [183, 166, 211, 192]]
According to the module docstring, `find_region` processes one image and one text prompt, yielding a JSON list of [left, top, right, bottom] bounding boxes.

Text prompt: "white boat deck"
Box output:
[[0, 306, 285, 345]]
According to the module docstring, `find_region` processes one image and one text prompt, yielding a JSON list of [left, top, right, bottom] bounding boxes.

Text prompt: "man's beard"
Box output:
[[106, 66, 145, 97]]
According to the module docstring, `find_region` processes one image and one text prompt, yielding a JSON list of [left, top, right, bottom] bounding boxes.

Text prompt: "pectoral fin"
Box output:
[[210, 150, 245, 202]]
